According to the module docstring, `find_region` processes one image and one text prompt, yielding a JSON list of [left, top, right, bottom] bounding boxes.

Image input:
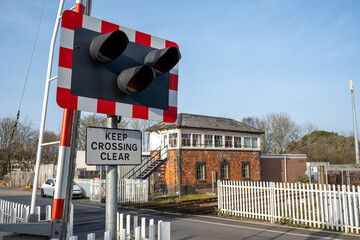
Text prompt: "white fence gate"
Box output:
[[218, 180, 360, 234], [118, 179, 148, 203], [90, 179, 148, 203]]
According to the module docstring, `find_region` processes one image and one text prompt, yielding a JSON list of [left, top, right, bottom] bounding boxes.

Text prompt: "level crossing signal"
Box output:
[[57, 10, 181, 123]]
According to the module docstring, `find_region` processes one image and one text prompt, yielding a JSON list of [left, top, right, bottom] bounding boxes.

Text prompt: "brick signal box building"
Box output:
[[147, 113, 263, 194]]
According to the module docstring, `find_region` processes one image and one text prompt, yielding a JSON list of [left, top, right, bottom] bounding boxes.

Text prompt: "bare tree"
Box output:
[[242, 113, 304, 154], [0, 116, 37, 175], [126, 118, 158, 152], [77, 113, 129, 150], [40, 131, 60, 165]]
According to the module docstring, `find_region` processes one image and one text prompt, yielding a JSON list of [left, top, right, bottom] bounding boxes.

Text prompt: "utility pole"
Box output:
[[350, 79, 360, 165], [106, 115, 118, 240]]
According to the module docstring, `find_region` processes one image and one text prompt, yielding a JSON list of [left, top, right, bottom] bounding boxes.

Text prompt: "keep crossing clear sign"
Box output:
[[86, 127, 142, 165]]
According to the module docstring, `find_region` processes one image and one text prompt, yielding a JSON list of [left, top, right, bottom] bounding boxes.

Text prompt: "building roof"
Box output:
[[147, 113, 264, 134]]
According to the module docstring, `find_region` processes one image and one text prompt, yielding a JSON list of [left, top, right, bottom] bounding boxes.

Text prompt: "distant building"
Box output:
[[260, 154, 307, 182], [147, 113, 263, 194]]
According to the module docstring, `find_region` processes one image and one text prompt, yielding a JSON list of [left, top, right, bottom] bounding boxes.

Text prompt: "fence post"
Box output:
[[270, 182, 275, 223], [158, 220, 162, 240], [141, 217, 146, 238], [10, 207, 16, 223], [46, 205, 52, 220], [0, 209, 3, 223], [135, 226, 141, 240], [87, 233, 95, 240], [126, 215, 131, 236], [159, 222, 170, 240], [342, 185, 348, 233], [149, 223, 156, 240], [35, 206, 41, 221], [120, 229, 126, 240], [104, 230, 112, 240]]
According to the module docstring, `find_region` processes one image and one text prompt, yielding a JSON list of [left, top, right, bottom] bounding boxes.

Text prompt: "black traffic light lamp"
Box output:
[[71, 27, 181, 110]]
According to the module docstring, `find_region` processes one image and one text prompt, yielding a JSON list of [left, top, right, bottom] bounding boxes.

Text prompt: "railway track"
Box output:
[[122, 197, 218, 215]]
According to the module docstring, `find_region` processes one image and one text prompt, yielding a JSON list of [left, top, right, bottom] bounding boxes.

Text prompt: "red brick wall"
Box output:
[[261, 157, 306, 182], [161, 149, 261, 194]]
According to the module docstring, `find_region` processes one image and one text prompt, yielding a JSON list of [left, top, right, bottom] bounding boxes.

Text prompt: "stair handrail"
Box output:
[[122, 145, 167, 179]]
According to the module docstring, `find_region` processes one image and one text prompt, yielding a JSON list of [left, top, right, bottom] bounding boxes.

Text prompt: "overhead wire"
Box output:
[[10, 0, 46, 142]]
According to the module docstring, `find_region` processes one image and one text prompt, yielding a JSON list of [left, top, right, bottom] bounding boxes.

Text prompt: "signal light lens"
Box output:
[[117, 65, 156, 95], [89, 30, 129, 63], [144, 47, 181, 74]]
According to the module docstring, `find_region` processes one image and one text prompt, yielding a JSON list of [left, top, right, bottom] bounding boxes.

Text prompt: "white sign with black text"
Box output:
[[86, 127, 142, 165]]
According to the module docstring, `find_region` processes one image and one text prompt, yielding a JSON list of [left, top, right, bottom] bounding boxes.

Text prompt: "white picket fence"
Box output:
[[118, 179, 148, 203], [1, 199, 170, 239], [1, 199, 74, 237], [218, 180, 360, 234], [0, 199, 32, 223], [64, 212, 170, 240], [90, 179, 148, 203]]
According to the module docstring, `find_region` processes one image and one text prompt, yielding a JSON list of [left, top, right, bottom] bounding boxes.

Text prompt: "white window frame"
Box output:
[[225, 136, 233, 148], [234, 136, 242, 148], [192, 133, 202, 147], [169, 132, 178, 148], [204, 134, 214, 148], [181, 133, 191, 147], [214, 135, 223, 148], [244, 137, 251, 149]]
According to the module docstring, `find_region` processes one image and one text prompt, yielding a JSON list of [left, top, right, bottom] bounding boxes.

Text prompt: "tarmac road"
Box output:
[[0, 187, 359, 240]]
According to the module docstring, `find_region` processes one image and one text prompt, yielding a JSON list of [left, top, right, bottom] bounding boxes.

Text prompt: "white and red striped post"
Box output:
[[51, 0, 86, 221]]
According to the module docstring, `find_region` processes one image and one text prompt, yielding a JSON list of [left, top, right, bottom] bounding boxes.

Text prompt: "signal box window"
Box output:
[[252, 138, 258, 149], [242, 162, 250, 179], [204, 135, 213, 147], [214, 135, 223, 147], [225, 136, 233, 148], [196, 163, 206, 180], [234, 136, 241, 148], [192, 134, 201, 147], [181, 133, 191, 147], [244, 137, 251, 148], [169, 133, 178, 148]]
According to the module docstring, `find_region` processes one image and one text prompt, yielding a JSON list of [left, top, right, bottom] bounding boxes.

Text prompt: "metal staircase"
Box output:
[[122, 146, 168, 180]]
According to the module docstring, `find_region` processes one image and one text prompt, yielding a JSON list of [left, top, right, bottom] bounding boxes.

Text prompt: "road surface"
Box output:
[[0, 187, 358, 240]]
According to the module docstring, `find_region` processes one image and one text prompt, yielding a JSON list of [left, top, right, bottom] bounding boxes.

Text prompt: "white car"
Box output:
[[41, 178, 83, 198]]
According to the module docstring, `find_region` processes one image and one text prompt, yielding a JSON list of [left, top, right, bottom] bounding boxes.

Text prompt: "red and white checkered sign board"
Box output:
[[57, 10, 179, 123]]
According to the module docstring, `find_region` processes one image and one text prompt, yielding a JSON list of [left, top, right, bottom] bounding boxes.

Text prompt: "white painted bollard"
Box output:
[[69, 236, 78, 240], [35, 206, 41, 221], [120, 229, 126, 240], [104, 230, 112, 240], [126, 215, 131, 236], [149, 224, 156, 240], [69, 204, 74, 237], [158, 220, 162, 240], [46, 205, 52, 220], [134, 216, 138, 229], [141, 217, 146, 238], [135, 226, 141, 240], [159, 222, 170, 240], [87, 233, 95, 240]]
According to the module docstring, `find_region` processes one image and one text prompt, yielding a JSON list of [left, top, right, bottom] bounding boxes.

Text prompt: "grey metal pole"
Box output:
[[106, 115, 118, 240], [350, 79, 360, 165]]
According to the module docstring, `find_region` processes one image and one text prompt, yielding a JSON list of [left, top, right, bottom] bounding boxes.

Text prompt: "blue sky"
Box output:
[[0, 0, 359, 134]]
